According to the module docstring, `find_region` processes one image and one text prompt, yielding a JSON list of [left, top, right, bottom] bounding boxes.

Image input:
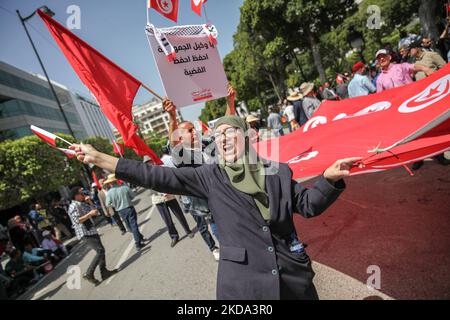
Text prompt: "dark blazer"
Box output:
[[116, 158, 345, 300]]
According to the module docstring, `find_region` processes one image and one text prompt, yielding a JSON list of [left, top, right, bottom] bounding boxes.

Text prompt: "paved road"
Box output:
[[19, 160, 448, 300]]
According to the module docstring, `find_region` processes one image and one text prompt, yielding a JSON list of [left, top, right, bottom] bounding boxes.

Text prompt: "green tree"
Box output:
[[0, 134, 82, 210]]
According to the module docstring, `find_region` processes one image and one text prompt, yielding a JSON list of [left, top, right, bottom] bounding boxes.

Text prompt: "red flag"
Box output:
[[31, 125, 73, 147], [149, 0, 179, 22], [256, 63, 450, 179], [92, 171, 102, 190], [38, 10, 162, 165], [191, 0, 206, 16], [31, 125, 57, 147], [112, 141, 125, 156], [56, 147, 77, 159], [198, 119, 209, 133]]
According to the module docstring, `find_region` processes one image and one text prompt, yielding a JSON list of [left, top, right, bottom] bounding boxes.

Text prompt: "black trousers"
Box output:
[[156, 199, 191, 240], [83, 234, 107, 278]]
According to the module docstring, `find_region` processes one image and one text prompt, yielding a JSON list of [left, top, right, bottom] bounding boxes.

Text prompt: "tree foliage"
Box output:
[[0, 134, 82, 210]]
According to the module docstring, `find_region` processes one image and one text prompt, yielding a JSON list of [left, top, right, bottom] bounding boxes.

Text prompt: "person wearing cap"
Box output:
[[68, 186, 117, 285], [287, 90, 307, 127], [70, 113, 362, 300], [409, 41, 446, 81], [348, 61, 376, 98], [299, 82, 321, 119], [104, 174, 148, 251], [374, 48, 434, 93]]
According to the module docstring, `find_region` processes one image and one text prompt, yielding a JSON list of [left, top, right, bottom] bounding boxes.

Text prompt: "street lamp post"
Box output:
[[17, 6, 75, 137]]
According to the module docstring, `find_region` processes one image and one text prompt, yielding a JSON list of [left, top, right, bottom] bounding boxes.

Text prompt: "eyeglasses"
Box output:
[[213, 127, 238, 141]]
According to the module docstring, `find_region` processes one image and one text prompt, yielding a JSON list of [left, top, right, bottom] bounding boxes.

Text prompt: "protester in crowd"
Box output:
[[384, 43, 401, 63], [321, 82, 339, 100], [22, 242, 48, 265], [335, 74, 349, 100], [41, 230, 68, 259], [104, 174, 148, 251], [5, 249, 35, 287], [375, 49, 434, 93], [7, 215, 38, 251], [47, 198, 72, 240], [163, 98, 223, 261], [348, 61, 376, 98], [28, 203, 49, 231], [68, 186, 117, 285], [282, 99, 298, 132], [97, 178, 127, 234], [299, 82, 321, 119], [245, 114, 261, 133], [439, 17, 450, 61], [408, 41, 446, 81], [144, 157, 195, 248], [287, 90, 307, 127], [70, 111, 361, 299], [267, 106, 284, 137], [398, 45, 414, 63], [160, 146, 174, 167]]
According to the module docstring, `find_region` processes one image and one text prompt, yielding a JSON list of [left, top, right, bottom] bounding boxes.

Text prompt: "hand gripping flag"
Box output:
[[38, 10, 162, 165], [256, 63, 450, 179], [149, 0, 179, 22]]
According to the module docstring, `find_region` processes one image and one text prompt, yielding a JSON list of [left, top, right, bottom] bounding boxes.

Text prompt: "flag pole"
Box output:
[[141, 83, 164, 101], [57, 136, 74, 147], [203, 2, 210, 24], [146, 0, 150, 25]]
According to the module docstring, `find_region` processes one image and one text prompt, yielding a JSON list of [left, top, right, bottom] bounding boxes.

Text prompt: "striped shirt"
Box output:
[[68, 201, 97, 239]]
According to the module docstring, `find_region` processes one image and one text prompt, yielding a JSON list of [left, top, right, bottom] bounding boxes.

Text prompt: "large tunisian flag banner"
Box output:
[[257, 63, 450, 179], [38, 10, 162, 165]]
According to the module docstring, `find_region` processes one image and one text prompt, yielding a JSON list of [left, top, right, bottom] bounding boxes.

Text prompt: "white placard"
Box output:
[[147, 28, 228, 108]]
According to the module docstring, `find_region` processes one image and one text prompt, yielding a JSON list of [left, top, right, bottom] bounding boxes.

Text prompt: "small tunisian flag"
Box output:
[[31, 125, 58, 147], [149, 0, 179, 22], [30, 125, 77, 158], [38, 10, 162, 165], [191, 0, 207, 16]]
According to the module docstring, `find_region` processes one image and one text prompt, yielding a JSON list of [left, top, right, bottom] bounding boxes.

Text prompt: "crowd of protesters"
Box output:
[[236, 31, 449, 148], [0, 199, 75, 298]]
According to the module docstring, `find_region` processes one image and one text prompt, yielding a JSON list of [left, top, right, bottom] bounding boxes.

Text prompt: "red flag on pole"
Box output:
[[38, 10, 162, 165], [92, 171, 102, 190], [149, 0, 179, 22], [191, 0, 206, 16]]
